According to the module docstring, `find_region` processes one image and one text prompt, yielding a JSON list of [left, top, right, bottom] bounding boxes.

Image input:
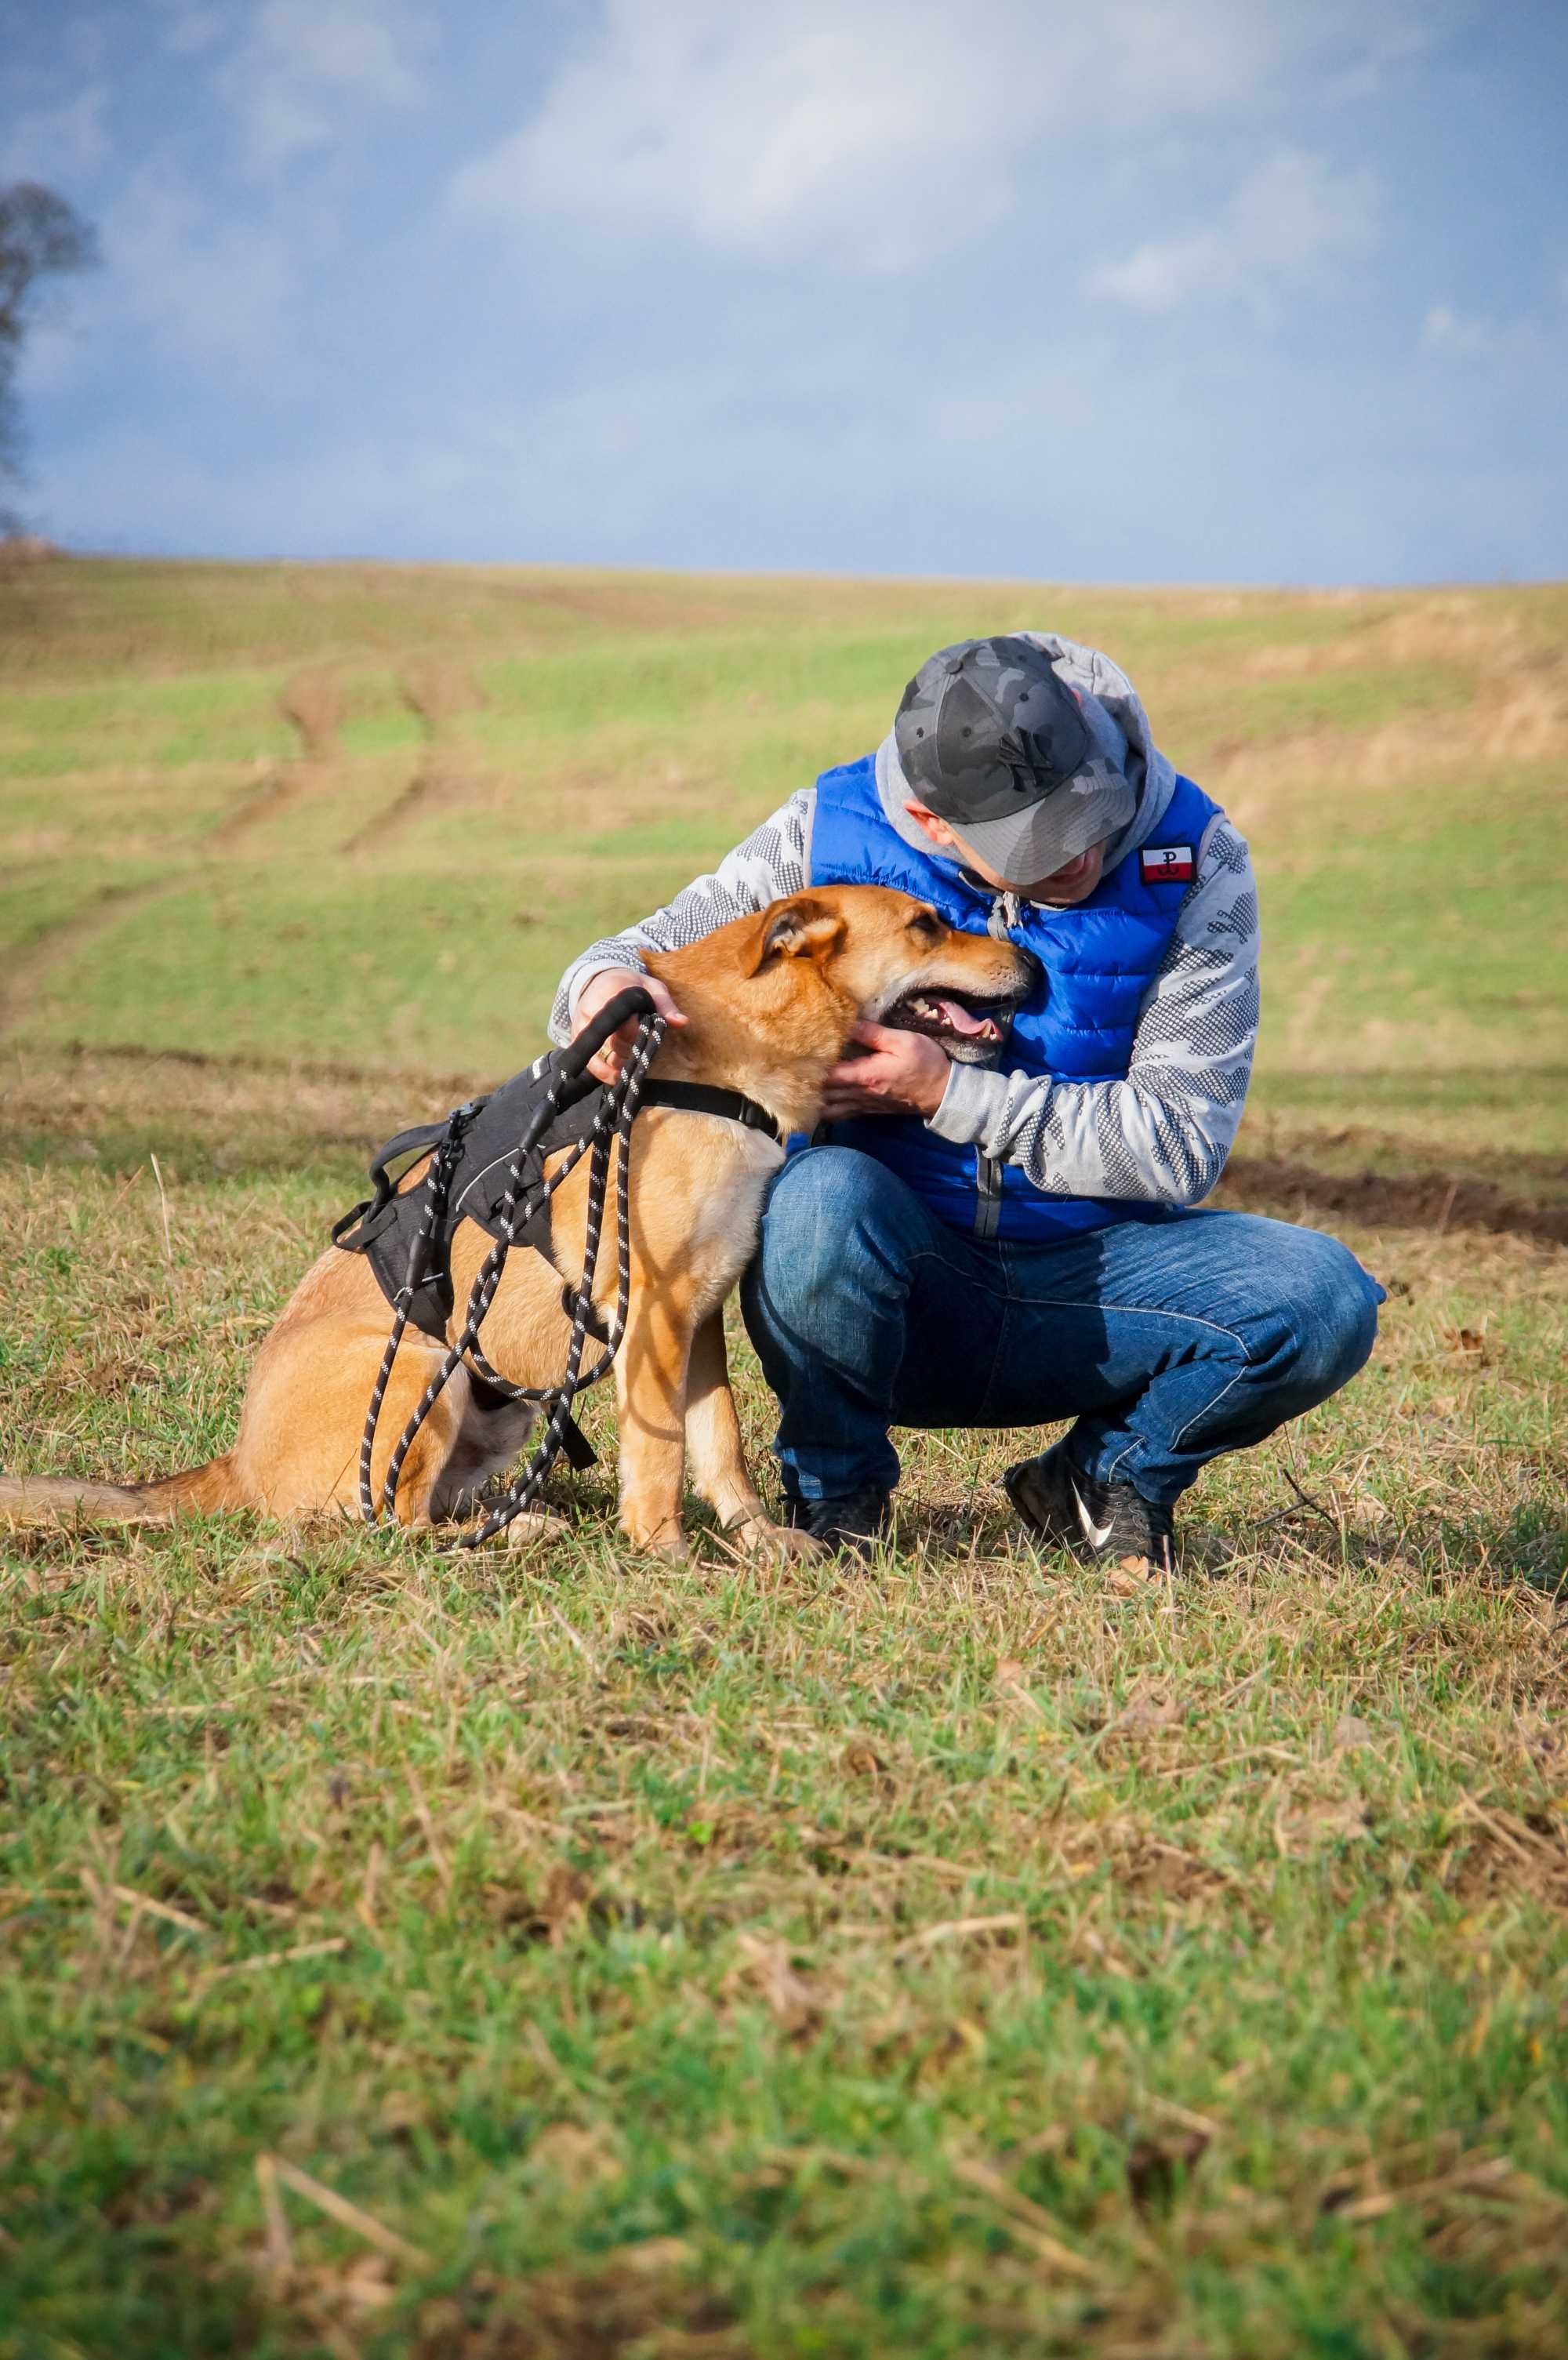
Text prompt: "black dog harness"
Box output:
[[335, 1062, 779, 1338], [331, 994, 779, 1540]]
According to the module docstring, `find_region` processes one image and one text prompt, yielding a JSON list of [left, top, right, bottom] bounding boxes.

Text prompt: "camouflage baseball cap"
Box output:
[[893, 636, 1135, 885]]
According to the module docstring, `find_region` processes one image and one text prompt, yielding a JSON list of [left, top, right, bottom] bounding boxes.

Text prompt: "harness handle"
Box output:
[[553, 985, 658, 1085], [332, 1102, 486, 1250]]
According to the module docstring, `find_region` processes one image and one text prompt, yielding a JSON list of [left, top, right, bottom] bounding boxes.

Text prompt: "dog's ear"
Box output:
[[746, 895, 847, 975]]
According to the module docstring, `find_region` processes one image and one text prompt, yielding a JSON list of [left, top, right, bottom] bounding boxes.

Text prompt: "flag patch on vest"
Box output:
[[1139, 844, 1195, 884]]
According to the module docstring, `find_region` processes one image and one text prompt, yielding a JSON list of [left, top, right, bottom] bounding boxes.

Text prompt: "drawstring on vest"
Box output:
[[987, 891, 1022, 941]]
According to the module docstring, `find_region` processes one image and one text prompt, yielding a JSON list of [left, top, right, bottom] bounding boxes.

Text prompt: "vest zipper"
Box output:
[[975, 891, 1018, 1236], [974, 1153, 1004, 1240]]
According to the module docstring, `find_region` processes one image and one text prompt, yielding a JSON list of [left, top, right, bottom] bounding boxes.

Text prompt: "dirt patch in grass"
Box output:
[[1188, 592, 1568, 842], [409, 2246, 742, 2360], [205, 670, 351, 851], [1218, 1152, 1568, 1247], [1205, 668, 1567, 828], [340, 660, 492, 855], [278, 667, 346, 759], [1439, 1800, 1568, 1912], [399, 660, 488, 731]]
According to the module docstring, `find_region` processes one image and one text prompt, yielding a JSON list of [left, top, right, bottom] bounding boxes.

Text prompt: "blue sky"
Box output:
[[4, 0, 1565, 582]]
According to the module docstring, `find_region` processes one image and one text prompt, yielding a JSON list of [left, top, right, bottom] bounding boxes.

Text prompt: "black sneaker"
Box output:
[[784, 1485, 892, 1559], [1003, 1440, 1175, 1574]]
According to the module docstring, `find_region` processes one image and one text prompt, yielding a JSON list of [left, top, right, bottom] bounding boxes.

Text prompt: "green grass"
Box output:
[[1, 558, 1566, 2358], [0, 669, 298, 779]]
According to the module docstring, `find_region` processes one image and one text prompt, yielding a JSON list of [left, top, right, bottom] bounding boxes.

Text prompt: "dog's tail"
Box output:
[[0, 1457, 246, 1527]]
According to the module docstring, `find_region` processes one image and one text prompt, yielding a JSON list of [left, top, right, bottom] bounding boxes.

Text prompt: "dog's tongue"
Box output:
[[934, 997, 997, 1040]]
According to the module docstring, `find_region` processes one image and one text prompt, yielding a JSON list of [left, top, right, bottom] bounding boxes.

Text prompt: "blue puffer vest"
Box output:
[[808, 753, 1220, 1242]]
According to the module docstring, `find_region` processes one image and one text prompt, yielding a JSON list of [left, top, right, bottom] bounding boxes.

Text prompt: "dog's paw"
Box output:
[[503, 1509, 571, 1552], [734, 1517, 825, 1564], [618, 1521, 689, 1563]]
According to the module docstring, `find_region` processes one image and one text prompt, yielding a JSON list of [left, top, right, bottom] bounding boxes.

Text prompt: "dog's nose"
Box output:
[[1012, 947, 1043, 989]]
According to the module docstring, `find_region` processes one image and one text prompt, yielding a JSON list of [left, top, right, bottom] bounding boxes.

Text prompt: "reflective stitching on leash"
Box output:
[[354, 990, 666, 1546]]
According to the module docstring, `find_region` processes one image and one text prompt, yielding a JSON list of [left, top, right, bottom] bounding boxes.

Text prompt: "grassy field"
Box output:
[[1, 554, 1566, 2358]]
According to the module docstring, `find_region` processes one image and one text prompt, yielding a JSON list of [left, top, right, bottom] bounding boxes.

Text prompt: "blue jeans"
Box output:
[[740, 1147, 1384, 1508]]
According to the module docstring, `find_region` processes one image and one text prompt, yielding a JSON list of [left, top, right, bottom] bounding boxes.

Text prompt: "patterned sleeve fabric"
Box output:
[[548, 790, 815, 1042], [927, 815, 1261, 1204]]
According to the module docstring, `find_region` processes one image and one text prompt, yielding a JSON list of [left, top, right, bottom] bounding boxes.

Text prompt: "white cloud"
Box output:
[[1086, 147, 1381, 316], [216, 0, 429, 172], [100, 162, 299, 376], [456, 0, 1018, 267], [1421, 301, 1488, 355], [1421, 294, 1554, 363], [9, 154, 299, 409], [454, 0, 1410, 269]]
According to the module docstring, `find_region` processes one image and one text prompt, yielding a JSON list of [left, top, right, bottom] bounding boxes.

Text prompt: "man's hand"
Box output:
[[572, 966, 686, 1082], [818, 1021, 952, 1122]]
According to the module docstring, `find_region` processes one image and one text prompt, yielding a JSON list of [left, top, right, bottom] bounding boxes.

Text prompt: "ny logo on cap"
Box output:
[[996, 728, 1068, 795]]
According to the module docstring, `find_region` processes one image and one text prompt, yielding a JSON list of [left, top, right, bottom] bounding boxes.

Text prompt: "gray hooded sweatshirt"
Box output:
[[549, 634, 1259, 1210]]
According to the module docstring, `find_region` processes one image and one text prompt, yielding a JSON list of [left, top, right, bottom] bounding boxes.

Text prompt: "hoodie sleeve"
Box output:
[[548, 790, 815, 1043], [927, 814, 1259, 1204]]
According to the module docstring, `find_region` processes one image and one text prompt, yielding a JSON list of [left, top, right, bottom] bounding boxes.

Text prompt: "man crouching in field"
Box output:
[[553, 634, 1382, 1567]]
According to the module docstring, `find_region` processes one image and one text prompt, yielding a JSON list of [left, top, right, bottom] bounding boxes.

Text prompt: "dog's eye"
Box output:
[[906, 910, 942, 942]]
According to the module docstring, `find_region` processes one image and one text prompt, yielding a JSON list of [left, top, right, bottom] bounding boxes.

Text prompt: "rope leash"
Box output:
[[356, 989, 665, 1545]]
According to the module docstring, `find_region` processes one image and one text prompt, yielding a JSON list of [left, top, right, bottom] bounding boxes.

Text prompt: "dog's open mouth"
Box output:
[[881, 988, 1009, 1049]]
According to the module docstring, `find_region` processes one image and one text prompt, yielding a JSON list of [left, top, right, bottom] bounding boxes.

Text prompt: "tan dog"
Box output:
[[2, 888, 1033, 1556]]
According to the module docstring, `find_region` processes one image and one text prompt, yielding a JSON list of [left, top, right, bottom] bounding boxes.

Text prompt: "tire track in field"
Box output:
[[207, 668, 344, 848], [339, 660, 487, 855], [0, 669, 345, 1037], [0, 877, 187, 1036]]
